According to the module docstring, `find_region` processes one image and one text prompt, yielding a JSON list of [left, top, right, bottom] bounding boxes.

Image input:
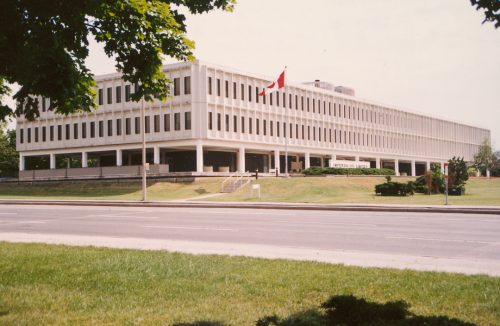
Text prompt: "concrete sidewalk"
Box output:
[[1, 198, 499, 215]]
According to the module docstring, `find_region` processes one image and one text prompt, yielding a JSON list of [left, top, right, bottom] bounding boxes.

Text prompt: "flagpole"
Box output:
[[284, 66, 288, 178]]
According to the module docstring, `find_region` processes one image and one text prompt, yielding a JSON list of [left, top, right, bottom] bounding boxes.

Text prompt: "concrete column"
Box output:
[[486, 169, 491, 178], [274, 149, 280, 172], [153, 146, 160, 164], [426, 161, 431, 171], [116, 149, 122, 167], [196, 142, 203, 173], [320, 157, 324, 167], [394, 159, 399, 176], [238, 147, 245, 173], [411, 160, 416, 177], [329, 154, 336, 167], [375, 158, 380, 169], [440, 162, 445, 173], [304, 152, 310, 169], [50, 153, 56, 169], [19, 154, 25, 171], [355, 155, 360, 162], [82, 152, 88, 168]]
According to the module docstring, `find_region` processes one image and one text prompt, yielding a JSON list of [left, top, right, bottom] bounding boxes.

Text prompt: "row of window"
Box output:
[[208, 77, 421, 127], [208, 112, 441, 148], [19, 113, 191, 144], [97, 76, 191, 105]]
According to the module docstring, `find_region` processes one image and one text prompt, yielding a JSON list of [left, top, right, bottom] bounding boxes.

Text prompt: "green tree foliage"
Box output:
[[448, 157, 469, 190], [473, 139, 495, 176], [0, 0, 235, 122], [471, 0, 500, 28], [414, 164, 444, 194], [0, 125, 18, 177]]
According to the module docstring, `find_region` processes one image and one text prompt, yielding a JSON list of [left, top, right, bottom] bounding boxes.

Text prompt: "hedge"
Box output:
[[303, 167, 394, 176]]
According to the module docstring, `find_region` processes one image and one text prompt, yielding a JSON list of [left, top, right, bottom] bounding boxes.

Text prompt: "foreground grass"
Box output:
[[213, 177, 500, 206], [0, 243, 498, 325]]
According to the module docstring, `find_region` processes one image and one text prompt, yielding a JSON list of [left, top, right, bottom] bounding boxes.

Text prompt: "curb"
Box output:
[[1, 199, 499, 215]]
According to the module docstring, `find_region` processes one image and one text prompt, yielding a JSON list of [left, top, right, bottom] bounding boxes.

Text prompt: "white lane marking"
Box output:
[[386, 236, 494, 245], [141, 225, 238, 232]]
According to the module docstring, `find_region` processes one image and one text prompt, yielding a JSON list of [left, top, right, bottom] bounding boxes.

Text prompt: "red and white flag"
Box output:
[[258, 69, 285, 96]]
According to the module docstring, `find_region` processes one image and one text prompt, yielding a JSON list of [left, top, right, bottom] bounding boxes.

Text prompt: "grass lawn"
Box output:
[[0, 177, 499, 206], [0, 178, 224, 201], [212, 177, 500, 206], [0, 243, 498, 325]]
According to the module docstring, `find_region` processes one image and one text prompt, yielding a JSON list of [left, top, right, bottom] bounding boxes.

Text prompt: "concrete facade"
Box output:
[[16, 61, 491, 178]]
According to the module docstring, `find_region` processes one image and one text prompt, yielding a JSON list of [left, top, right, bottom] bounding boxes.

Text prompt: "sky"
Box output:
[[7, 0, 500, 148]]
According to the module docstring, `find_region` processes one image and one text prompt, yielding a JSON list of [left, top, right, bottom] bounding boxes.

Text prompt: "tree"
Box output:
[[0, 0, 235, 122], [471, 0, 500, 28], [448, 157, 469, 191], [473, 139, 495, 176], [0, 124, 18, 177]]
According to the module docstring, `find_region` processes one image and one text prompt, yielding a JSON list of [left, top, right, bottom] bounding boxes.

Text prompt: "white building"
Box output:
[[16, 60, 490, 179]]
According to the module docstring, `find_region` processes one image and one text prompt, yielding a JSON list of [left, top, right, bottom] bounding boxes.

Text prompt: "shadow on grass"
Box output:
[[256, 295, 475, 326], [173, 321, 226, 326]]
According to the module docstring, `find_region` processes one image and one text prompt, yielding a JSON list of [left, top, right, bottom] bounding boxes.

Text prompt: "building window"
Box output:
[[225, 80, 229, 98], [208, 77, 212, 95], [225, 114, 229, 132], [50, 126, 54, 141], [283, 122, 286, 137], [116, 86, 122, 103], [107, 87, 112, 104], [270, 120, 273, 136], [233, 115, 237, 132], [276, 92, 279, 107], [82, 123, 87, 139], [116, 119, 122, 136], [164, 114, 171, 132], [34, 127, 39, 142], [295, 95, 298, 110], [135, 117, 140, 134], [125, 118, 131, 135], [248, 85, 252, 102], [99, 121, 104, 137], [173, 78, 181, 96], [217, 113, 221, 131], [184, 76, 191, 95], [20, 129, 24, 144], [233, 82, 237, 99], [263, 120, 267, 135], [256, 119, 260, 135], [27, 128, 31, 143], [42, 126, 46, 142], [65, 124, 70, 140], [174, 113, 181, 131], [145, 116, 150, 133], [125, 85, 131, 102], [90, 122, 95, 138], [249, 118, 253, 134], [185, 112, 191, 130], [73, 123, 78, 140], [208, 112, 213, 130], [302, 125, 305, 140], [277, 121, 280, 137], [216, 79, 221, 96], [241, 84, 245, 100], [153, 115, 160, 133], [313, 99, 315, 113], [98, 89, 103, 105], [307, 98, 310, 112], [58, 125, 62, 141], [107, 119, 113, 136], [256, 87, 259, 103]]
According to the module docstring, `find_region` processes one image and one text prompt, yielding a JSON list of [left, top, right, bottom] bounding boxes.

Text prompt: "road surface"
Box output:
[[1, 204, 499, 275]]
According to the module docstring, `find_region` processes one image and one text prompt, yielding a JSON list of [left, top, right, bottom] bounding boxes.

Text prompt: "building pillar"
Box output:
[[19, 154, 25, 171], [375, 158, 381, 169], [411, 160, 416, 177], [274, 149, 280, 172], [329, 154, 336, 167], [304, 152, 310, 169], [394, 159, 399, 176], [50, 153, 56, 169], [426, 161, 431, 171], [116, 149, 122, 167], [355, 155, 360, 162], [196, 142, 203, 173], [82, 152, 88, 168], [440, 162, 445, 173], [153, 146, 160, 164], [320, 156, 324, 167], [238, 147, 245, 173], [486, 169, 491, 178]]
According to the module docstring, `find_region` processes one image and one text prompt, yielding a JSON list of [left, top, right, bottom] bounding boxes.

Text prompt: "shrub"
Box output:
[[303, 167, 394, 176], [448, 156, 469, 193], [375, 176, 415, 196], [414, 164, 444, 194]]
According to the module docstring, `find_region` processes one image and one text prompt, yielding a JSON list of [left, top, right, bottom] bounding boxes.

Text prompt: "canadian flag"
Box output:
[[258, 69, 285, 96]]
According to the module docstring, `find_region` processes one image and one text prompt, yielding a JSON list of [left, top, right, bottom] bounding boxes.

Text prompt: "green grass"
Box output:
[[1, 177, 499, 206], [0, 243, 498, 325], [212, 177, 500, 206], [0, 178, 224, 201]]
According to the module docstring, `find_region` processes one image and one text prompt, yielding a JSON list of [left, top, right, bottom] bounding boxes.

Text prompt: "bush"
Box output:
[[448, 156, 469, 194], [414, 164, 444, 194], [303, 167, 394, 176], [375, 176, 415, 196]]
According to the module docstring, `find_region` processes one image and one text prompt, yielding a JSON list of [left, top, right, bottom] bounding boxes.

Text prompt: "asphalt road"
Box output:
[[1, 204, 499, 275]]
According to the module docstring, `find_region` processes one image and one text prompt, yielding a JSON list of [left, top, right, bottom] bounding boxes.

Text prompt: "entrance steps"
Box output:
[[221, 172, 251, 193]]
